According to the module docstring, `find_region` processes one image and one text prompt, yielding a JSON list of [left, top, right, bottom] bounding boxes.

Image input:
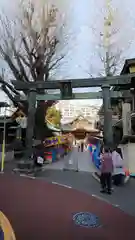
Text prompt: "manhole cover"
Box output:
[[73, 212, 101, 228]]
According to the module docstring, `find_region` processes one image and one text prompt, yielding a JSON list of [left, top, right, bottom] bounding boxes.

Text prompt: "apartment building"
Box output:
[[56, 101, 100, 123]]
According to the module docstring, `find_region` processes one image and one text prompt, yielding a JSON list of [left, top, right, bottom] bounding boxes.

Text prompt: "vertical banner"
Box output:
[[122, 102, 131, 136]]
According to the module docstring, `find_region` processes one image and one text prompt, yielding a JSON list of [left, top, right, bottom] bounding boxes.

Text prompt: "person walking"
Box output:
[[81, 142, 84, 152], [100, 147, 113, 194], [112, 148, 125, 186], [78, 144, 80, 152]]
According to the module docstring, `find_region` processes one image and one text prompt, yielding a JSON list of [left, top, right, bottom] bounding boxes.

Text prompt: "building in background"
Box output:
[[56, 100, 100, 124]]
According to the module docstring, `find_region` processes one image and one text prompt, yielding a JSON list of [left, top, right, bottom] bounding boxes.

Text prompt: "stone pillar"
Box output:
[[25, 88, 37, 158], [122, 101, 131, 137], [16, 126, 22, 140], [102, 84, 113, 148], [17, 89, 37, 172], [132, 95, 135, 111], [131, 89, 135, 111]]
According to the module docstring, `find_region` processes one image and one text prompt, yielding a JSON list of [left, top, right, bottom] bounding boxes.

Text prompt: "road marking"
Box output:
[[52, 181, 72, 189], [20, 174, 27, 177], [28, 176, 35, 179], [114, 204, 120, 208], [92, 194, 111, 204], [92, 172, 100, 182], [20, 174, 35, 179], [92, 194, 120, 208]]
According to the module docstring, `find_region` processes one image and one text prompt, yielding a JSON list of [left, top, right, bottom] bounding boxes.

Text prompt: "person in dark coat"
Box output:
[[81, 142, 84, 152], [100, 147, 113, 194], [33, 144, 44, 167]]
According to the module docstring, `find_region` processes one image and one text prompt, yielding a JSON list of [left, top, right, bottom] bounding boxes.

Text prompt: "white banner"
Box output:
[[122, 103, 131, 136]]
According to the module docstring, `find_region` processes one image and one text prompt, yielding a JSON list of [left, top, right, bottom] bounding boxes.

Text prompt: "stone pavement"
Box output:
[[43, 147, 96, 172], [77, 148, 96, 172], [3, 147, 95, 173], [3, 148, 135, 216], [0, 173, 135, 240]]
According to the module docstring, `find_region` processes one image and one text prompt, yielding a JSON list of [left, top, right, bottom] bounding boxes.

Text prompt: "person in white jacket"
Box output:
[[112, 148, 125, 186]]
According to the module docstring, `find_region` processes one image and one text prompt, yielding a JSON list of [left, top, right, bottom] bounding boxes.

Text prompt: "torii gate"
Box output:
[[12, 73, 135, 158]]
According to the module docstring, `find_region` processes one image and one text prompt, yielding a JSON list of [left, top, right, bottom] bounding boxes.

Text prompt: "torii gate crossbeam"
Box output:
[[12, 73, 134, 90]]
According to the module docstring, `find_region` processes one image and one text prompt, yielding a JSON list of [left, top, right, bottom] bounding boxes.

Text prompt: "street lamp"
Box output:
[[0, 102, 9, 172]]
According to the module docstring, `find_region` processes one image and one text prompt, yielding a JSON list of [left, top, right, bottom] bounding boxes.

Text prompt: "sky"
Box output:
[[0, 0, 135, 106]]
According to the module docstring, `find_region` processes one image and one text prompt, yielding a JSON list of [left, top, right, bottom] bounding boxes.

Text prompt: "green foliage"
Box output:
[[46, 106, 62, 127]]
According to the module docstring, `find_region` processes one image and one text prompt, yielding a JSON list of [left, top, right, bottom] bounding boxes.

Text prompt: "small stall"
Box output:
[[43, 134, 71, 163]]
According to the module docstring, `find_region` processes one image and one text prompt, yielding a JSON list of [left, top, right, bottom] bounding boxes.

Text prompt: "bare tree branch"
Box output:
[[1, 85, 18, 107], [48, 54, 65, 72], [0, 74, 18, 95], [0, 0, 69, 140], [88, 1, 134, 78], [0, 1, 67, 88]]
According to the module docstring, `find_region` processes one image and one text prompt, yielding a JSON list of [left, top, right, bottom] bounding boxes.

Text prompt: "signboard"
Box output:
[[44, 135, 67, 147], [122, 103, 131, 136], [0, 211, 16, 239]]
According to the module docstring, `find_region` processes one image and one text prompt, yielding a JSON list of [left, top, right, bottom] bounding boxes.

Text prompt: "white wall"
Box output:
[[119, 143, 135, 175]]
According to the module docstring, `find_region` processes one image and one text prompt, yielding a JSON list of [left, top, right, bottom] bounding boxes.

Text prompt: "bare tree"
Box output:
[[89, 0, 134, 115], [0, 1, 68, 139], [90, 0, 134, 77], [87, 0, 135, 143]]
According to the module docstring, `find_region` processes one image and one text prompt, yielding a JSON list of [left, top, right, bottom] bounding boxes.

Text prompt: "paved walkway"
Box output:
[[43, 147, 96, 172], [35, 169, 135, 216], [0, 173, 134, 240], [77, 148, 96, 172]]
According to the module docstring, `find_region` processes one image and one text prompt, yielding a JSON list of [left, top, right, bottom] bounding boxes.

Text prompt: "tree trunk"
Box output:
[[1, 78, 56, 141], [35, 100, 56, 140]]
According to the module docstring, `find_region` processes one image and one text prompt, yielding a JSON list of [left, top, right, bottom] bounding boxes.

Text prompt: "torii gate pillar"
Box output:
[[16, 88, 37, 171], [102, 85, 113, 148], [26, 88, 37, 157]]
